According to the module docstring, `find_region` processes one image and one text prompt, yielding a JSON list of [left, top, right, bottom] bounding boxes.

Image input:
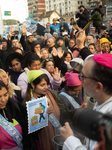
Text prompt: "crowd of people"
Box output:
[[0, 2, 112, 150]]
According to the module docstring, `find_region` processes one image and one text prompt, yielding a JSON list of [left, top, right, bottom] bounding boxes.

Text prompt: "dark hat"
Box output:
[[99, 25, 107, 30], [58, 17, 65, 21], [31, 40, 42, 52], [56, 36, 64, 42], [5, 52, 23, 67]]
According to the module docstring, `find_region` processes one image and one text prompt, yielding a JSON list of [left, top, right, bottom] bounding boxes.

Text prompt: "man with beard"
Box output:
[[60, 30, 112, 150], [20, 25, 34, 52]]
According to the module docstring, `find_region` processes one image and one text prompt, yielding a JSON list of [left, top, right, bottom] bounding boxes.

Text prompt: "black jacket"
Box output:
[[76, 9, 89, 29], [20, 35, 32, 52]]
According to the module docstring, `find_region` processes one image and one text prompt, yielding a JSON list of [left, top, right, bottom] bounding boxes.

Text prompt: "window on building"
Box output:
[[81, 1, 83, 4], [78, 1, 80, 4]]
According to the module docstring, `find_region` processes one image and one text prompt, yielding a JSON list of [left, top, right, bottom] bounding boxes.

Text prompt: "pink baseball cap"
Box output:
[[65, 72, 82, 86], [93, 53, 112, 69]]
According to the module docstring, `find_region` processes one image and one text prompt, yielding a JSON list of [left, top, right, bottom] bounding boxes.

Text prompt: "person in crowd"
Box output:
[[11, 47, 23, 55], [0, 80, 30, 149], [1, 38, 7, 51], [63, 51, 73, 72], [47, 38, 56, 53], [40, 48, 52, 61], [59, 72, 86, 111], [20, 25, 34, 52], [85, 35, 94, 47], [12, 39, 20, 48], [100, 37, 112, 53], [5, 52, 24, 85], [53, 32, 58, 41], [70, 22, 81, 39], [76, 5, 89, 33], [88, 27, 98, 42], [25, 70, 61, 150], [52, 47, 73, 75], [58, 17, 70, 35], [49, 18, 60, 36], [91, 2, 104, 30], [17, 53, 62, 99], [68, 39, 79, 58], [44, 22, 51, 33], [88, 43, 96, 54], [55, 36, 65, 49], [68, 18, 75, 34], [60, 53, 112, 150], [0, 69, 23, 103], [31, 40, 41, 58], [41, 58, 62, 91], [60, 30, 112, 150], [62, 32, 70, 47]]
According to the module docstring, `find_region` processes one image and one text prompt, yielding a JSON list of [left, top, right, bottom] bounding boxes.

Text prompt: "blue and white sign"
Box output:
[[26, 96, 48, 134]]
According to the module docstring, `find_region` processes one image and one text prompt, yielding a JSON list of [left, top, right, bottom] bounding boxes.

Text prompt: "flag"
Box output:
[[36, 23, 46, 36]]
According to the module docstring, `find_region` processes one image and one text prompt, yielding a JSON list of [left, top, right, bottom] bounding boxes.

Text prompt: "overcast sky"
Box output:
[[0, 0, 28, 22]]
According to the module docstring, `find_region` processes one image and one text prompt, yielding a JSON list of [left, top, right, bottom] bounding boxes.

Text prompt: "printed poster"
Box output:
[[26, 96, 48, 134]]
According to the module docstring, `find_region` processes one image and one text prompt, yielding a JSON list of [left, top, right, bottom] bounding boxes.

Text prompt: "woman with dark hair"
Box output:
[[17, 52, 62, 99], [5, 52, 24, 85], [88, 43, 96, 54], [68, 39, 79, 58], [0, 80, 30, 149], [52, 48, 73, 75], [11, 47, 23, 55], [25, 70, 61, 150], [59, 72, 86, 111], [31, 40, 41, 58]]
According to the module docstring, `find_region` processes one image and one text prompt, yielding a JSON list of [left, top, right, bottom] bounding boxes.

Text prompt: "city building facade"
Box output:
[[27, 0, 87, 21]]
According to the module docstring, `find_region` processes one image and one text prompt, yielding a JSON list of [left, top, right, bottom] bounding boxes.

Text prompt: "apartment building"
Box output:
[[27, 0, 87, 21]]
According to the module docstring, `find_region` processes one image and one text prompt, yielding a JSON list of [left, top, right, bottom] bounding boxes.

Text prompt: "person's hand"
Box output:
[[0, 44, 2, 50], [95, 38, 102, 53], [76, 30, 86, 50], [9, 26, 15, 38], [62, 76, 65, 82], [22, 25, 27, 36], [52, 67, 61, 81], [80, 102, 87, 108], [36, 52, 42, 58], [52, 47, 58, 57], [60, 122, 74, 141], [47, 101, 54, 115]]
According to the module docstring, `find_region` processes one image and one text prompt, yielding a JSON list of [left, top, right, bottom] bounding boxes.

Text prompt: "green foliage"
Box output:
[[91, 11, 103, 25], [3, 19, 19, 25]]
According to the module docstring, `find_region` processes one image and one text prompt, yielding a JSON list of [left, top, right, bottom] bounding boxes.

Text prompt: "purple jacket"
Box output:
[[17, 68, 62, 99]]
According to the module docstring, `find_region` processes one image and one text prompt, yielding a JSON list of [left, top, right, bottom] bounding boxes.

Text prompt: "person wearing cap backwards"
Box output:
[[60, 53, 112, 150], [100, 37, 112, 53], [20, 25, 34, 52]]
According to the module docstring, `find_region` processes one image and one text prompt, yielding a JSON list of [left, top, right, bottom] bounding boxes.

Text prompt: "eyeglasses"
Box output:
[[78, 73, 99, 81]]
